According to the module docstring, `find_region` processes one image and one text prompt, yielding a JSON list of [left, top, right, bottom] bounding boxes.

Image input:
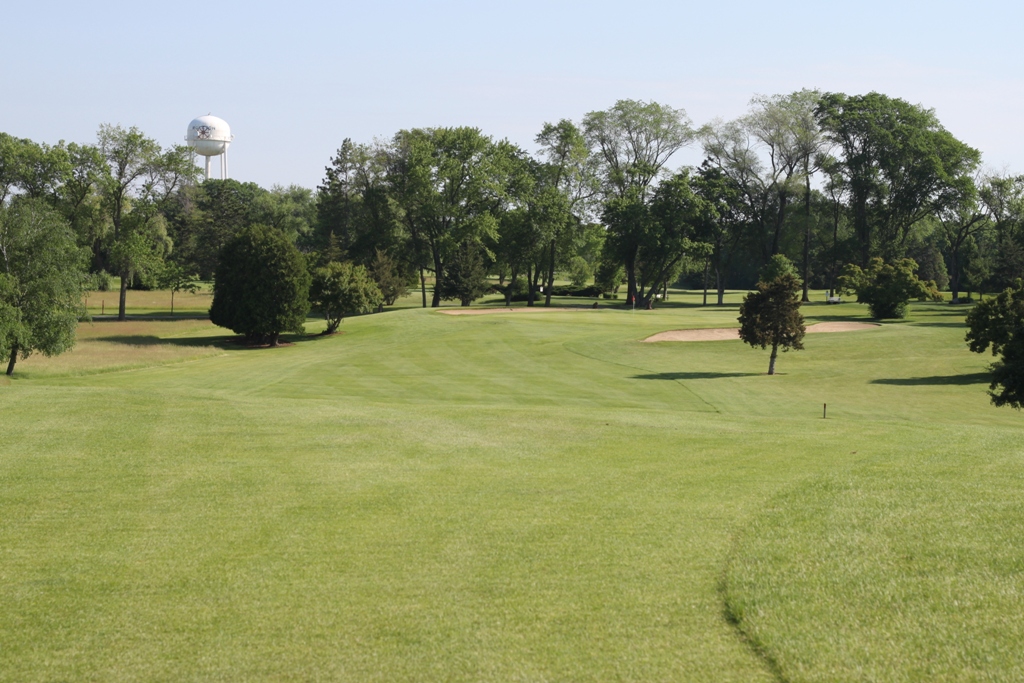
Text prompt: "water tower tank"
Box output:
[[186, 115, 232, 156]]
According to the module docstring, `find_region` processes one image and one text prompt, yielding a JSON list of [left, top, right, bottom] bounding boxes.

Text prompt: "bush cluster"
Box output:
[[839, 258, 935, 319]]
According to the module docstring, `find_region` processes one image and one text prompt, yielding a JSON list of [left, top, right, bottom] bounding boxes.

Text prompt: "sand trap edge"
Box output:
[[642, 321, 881, 343]]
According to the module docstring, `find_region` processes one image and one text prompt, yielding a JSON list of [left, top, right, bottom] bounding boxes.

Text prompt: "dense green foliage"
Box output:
[[209, 225, 311, 345], [436, 241, 490, 306], [966, 282, 1024, 407], [815, 92, 981, 266], [738, 271, 806, 374], [602, 171, 713, 307], [6, 88, 1024, 314], [840, 257, 935, 318], [368, 249, 408, 306], [310, 261, 383, 334], [0, 199, 88, 374], [759, 253, 800, 283], [166, 179, 314, 280]]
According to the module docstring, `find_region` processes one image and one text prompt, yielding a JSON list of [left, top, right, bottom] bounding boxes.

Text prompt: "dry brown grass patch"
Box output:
[[15, 319, 225, 377]]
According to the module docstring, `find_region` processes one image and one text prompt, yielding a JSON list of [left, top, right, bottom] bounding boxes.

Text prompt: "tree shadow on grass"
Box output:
[[634, 371, 760, 380], [89, 313, 210, 321], [871, 372, 990, 386], [94, 332, 330, 350], [651, 300, 741, 310], [802, 314, 877, 323], [919, 308, 973, 316], [94, 334, 234, 349], [911, 321, 968, 328]]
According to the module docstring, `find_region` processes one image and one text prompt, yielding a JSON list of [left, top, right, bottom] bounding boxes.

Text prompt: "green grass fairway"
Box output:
[[2, 294, 1021, 681]]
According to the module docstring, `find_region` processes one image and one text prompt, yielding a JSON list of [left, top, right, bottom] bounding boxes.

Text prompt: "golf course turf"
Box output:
[[1, 292, 1021, 681]]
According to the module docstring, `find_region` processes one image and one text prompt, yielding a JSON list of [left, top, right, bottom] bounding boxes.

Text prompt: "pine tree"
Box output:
[[738, 272, 806, 375], [437, 242, 489, 306]]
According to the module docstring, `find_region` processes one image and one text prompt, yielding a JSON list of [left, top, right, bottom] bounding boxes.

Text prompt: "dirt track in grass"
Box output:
[[642, 321, 880, 342]]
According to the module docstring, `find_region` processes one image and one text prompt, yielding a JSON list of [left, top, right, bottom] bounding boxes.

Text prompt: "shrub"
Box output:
[[966, 281, 1024, 408], [839, 258, 931, 319], [92, 270, 113, 292], [209, 225, 311, 346], [567, 256, 593, 288], [548, 285, 604, 298], [311, 262, 383, 334]]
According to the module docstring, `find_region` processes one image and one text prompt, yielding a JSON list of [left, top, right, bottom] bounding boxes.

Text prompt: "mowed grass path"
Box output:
[[1, 296, 1021, 681]]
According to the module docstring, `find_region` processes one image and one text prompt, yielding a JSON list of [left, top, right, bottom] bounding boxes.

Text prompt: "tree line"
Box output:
[[4, 92, 1024, 315], [4, 92, 1024, 392]]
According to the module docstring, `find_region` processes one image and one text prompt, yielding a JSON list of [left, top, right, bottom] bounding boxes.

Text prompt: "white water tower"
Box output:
[[185, 115, 233, 180]]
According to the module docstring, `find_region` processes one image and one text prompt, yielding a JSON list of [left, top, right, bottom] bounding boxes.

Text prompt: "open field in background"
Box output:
[[1, 291, 1021, 681], [14, 320, 224, 378], [83, 286, 214, 317]]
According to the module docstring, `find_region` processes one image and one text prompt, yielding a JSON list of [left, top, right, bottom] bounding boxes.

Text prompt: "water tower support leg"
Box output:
[[204, 156, 211, 180], [222, 151, 228, 180]]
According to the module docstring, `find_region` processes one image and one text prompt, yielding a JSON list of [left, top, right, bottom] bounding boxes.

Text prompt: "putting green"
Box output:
[[0, 295, 1020, 681]]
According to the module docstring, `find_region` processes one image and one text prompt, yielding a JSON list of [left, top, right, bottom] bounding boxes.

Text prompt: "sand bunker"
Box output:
[[439, 306, 600, 316], [643, 321, 879, 342]]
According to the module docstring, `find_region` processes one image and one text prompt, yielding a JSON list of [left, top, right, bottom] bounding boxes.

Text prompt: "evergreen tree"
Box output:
[[738, 272, 805, 375], [369, 249, 408, 306], [759, 254, 799, 283], [209, 225, 310, 346], [437, 241, 489, 306]]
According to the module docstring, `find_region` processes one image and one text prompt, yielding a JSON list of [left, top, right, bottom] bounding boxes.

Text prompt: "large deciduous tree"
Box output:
[[815, 92, 981, 266], [692, 162, 744, 305], [97, 125, 196, 320], [584, 100, 693, 303], [385, 127, 509, 307], [535, 119, 598, 306], [700, 90, 826, 301], [936, 175, 989, 302], [97, 125, 161, 320], [0, 199, 88, 375], [209, 224, 311, 346], [750, 90, 826, 301], [603, 171, 711, 308], [315, 139, 401, 265], [979, 173, 1024, 290]]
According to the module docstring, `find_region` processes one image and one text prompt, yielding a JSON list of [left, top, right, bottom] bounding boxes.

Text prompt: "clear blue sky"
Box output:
[[3, 0, 1021, 189]]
